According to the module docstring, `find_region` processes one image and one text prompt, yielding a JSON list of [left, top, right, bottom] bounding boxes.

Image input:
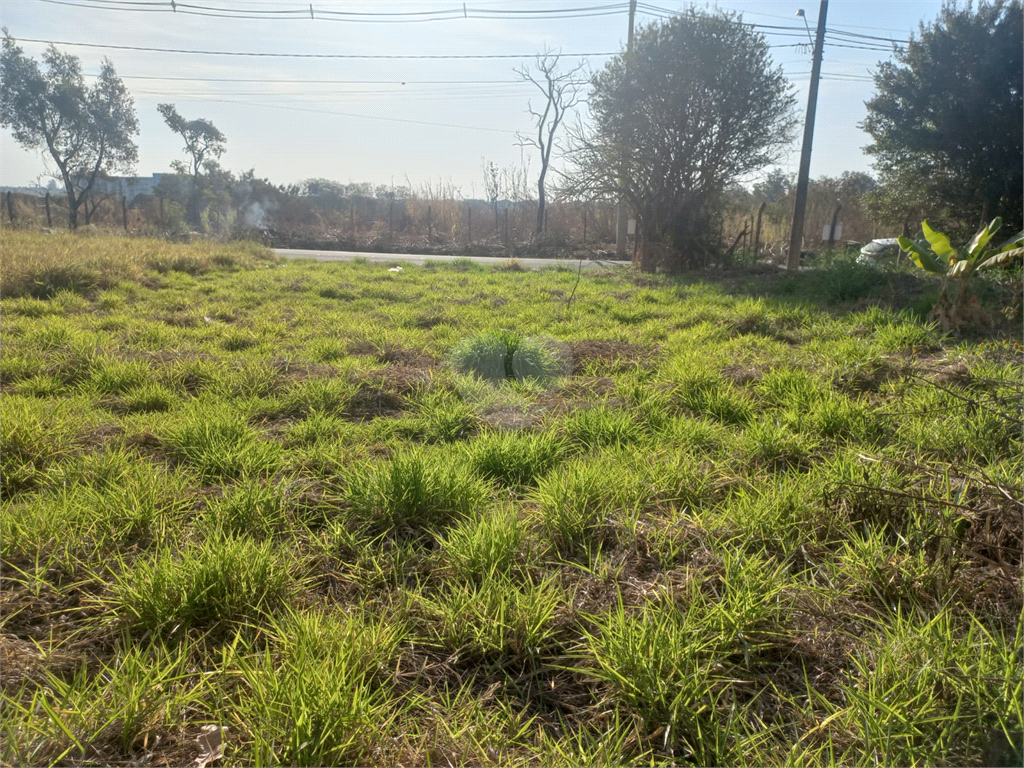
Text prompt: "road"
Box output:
[[274, 248, 631, 270]]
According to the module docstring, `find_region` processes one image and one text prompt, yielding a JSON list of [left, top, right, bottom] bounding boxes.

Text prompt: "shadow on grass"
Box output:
[[639, 257, 1022, 338]]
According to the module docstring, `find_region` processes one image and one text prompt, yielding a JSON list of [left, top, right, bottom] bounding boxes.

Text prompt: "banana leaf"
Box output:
[[898, 235, 947, 274], [948, 259, 974, 277], [977, 245, 1023, 270], [922, 220, 959, 264], [965, 217, 1002, 259], [995, 229, 1023, 251]]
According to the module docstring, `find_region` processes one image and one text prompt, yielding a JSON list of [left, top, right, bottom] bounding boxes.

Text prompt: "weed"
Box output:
[[439, 506, 528, 581], [413, 573, 563, 659], [464, 429, 566, 487], [451, 331, 562, 383], [1, 235, 1019, 768], [164, 405, 281, 480], [231, 608, 403, 766], [112, 534, 297, 637], [346, 448, 491, 537]]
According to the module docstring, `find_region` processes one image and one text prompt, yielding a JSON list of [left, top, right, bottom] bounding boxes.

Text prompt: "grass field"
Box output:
[[1, 231, 1021, 767]]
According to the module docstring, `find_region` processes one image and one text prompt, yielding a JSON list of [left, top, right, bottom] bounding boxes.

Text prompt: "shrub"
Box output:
[[451, 331, 562, 383]]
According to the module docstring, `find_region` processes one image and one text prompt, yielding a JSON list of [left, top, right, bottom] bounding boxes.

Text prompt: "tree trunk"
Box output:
[[188, 189, 202, 229], [638, 223, 661, 273], [535, 174, 546, 236]]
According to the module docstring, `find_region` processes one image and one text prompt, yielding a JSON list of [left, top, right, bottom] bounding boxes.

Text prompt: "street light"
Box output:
[[796, 9, 814, 45]]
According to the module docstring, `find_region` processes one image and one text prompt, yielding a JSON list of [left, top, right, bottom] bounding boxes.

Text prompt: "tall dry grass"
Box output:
[[0, 231, 276, 298]]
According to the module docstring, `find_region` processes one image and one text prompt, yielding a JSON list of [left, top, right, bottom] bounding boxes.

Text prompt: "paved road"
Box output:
[[275, 248, 631, 270]]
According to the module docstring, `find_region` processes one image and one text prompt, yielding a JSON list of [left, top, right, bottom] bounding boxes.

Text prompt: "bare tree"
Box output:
[[515, 51, 587, 237], [482, 160, 501, 229]]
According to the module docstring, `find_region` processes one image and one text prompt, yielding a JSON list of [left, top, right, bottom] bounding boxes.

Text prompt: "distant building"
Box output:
[[90, 173, 165, 201], [0, 185, 47, 197]]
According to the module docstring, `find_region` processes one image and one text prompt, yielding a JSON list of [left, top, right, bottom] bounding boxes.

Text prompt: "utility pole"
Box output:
[[615, 0, 637, 259], [787, 0, 828, 272]]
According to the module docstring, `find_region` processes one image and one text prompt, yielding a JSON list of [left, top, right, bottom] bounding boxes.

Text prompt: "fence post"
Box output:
[[427, 205, 433, 243], [467, 205, 472, 245], [753, 201, 766, 259], [6, 191, 14, 224], [122, 196, 129, 231], [504, 208, 509, 248], [582, 208, 587, 244], [388, 198, 394, 241], [45, 192, 52, 227], [350, 200, 355, 239]]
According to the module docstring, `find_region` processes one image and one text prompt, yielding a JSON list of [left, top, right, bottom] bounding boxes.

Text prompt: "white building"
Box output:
[[90, 173, 165, 201]]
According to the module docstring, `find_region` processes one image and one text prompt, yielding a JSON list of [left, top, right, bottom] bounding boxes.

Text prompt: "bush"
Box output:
[[451, 331, 562, 383]]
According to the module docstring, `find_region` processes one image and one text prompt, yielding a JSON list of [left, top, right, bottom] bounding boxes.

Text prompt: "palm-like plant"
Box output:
[[898, 218, 1022, 331]]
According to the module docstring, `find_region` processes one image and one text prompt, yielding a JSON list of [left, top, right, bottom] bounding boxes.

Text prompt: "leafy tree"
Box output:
[[752, 169, 793, 205], [564, 10, 796, 271], [862, 0, 1023, 231], [157, 103, 226, 226], [0, 32, 138, 229]]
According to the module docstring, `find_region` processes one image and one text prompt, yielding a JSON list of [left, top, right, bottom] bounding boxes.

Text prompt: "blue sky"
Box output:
[[1, 0, 944, 194]]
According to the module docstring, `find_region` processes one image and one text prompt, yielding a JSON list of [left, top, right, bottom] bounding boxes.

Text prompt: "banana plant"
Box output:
[[898, 218, 1023, 278], [897, 218, 1023, 331]]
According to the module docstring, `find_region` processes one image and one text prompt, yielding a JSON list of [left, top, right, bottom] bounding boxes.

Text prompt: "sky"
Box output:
[[0, 0, 945, 195]]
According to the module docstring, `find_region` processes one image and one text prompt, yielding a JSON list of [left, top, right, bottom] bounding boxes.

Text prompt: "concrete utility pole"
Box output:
[[787, 0, 829, 272], [615, 0, 638, 258]]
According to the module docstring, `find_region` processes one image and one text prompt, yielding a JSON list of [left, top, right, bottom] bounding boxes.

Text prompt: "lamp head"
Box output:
[[796, 9, 806, 17]]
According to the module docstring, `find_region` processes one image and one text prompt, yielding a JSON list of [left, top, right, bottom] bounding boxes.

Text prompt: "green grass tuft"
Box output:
[[112, 534, 297, 637], [346, 448, 491, 537]]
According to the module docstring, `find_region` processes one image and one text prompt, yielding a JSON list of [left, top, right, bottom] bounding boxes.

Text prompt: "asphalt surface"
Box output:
[[274, 248, 631, 270]]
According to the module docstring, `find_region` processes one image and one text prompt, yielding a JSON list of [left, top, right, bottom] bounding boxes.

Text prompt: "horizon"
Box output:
[[1, 0, 944, 193]]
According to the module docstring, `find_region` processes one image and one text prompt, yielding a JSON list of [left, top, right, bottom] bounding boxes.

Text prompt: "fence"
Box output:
[[3, 188, 898, 261]]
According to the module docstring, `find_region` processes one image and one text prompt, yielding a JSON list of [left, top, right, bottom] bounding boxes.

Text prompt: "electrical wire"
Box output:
[[9, 36, 616, 58], [32, 0, 633, 21], [106, 75, 524, 84], [131, 94, 523, 133]]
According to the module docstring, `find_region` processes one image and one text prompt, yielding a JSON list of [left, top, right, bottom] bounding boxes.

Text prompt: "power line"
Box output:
[[33, 0, 633, 21], [133, 95, 522, 133], [826, 27, 909, 45], [103, 75, 523, 84], [9, 36, 616, 58], [10, 34, 808, 58]]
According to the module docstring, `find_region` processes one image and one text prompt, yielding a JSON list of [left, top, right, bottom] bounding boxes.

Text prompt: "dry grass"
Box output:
[[0, 231, 275, 298]]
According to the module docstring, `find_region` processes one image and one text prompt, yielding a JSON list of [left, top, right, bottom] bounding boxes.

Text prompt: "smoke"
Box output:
[[242, 199, 277, 229]]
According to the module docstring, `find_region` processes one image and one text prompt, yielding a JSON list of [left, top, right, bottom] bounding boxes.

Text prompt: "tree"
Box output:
[[753, 169, 793, 204], [0, 32, 138, 229], [515, 51, 587, 237], [482, 160, 502, 229], [564, 10, 795, 271], [157, 103, 226, 226], [862, 0, 1023, 232]]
